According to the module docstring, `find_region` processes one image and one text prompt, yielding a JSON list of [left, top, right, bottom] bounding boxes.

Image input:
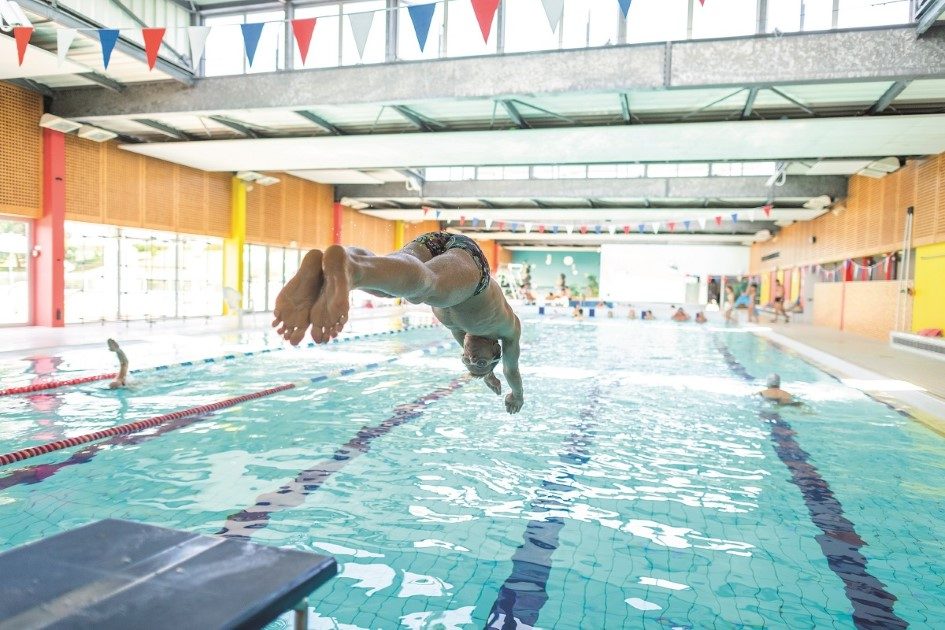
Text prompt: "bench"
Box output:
[[0, 519, 337, 630]]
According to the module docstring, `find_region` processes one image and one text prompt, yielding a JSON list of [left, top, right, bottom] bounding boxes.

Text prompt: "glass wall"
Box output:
[[0, 218, 29, 325], [242, 244, 304, 312], [64, 222, 224, 323], [199, 0, 914, 76]]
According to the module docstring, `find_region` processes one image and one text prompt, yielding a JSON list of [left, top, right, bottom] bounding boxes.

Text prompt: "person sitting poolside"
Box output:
[[106, 338, 128, 389], [759, 374, 796, 405], [671, 307, 690, 322], [627, 308, 637, 320], [572, 306, 584, 319], [641, 310, 656, 321], [695, 312, 708, 324], [273, 233, 524, 414]]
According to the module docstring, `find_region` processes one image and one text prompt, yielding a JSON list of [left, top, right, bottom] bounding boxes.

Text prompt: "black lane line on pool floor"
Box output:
[[217, 377, 468, 539], [715, 338, 908, 630], [483, 385, 600, 630]]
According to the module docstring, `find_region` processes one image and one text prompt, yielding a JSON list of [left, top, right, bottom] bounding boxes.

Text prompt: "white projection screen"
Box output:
[[599, 244, 751, 303]]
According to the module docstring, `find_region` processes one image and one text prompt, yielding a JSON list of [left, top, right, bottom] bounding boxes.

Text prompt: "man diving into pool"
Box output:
[[272, 233, 524, 414]]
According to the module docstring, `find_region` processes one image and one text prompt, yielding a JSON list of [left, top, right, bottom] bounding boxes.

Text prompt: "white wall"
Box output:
[[600, 244, 750, 303]]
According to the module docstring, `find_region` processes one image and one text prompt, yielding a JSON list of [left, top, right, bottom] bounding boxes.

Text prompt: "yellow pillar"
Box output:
[[223, 177, 247, 315], [912, 242, 945, 332], [394, 219, 405, 250]]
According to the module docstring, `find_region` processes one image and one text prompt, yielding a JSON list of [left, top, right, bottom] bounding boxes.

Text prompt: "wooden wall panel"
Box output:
[[245, 175, 333, 248], [752, 154, 945, 273], [64, 134, 102, 222], [263, 183, 284, 243], [339, 207, 395, 253], [64, 137, 231, 238], [813, 283, 843, 329], [403, 221, 441, 242], [245, 185, 264, 243], [813, 281, 909, 340], [0, 83, 42, 218]]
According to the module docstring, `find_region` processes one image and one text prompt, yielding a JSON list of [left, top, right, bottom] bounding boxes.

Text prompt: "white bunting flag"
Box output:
[[540, 0, 565, 32], [749, 210, 756, 222], [485, 218, 493, 229], [524, 222, 532, 234], [651, 222, 660, 234], [348, 11, 375, 59], [608, 224, 616, 235], [56, 28, 77, 67], [698, 217, 707, 230], [565, 225, 574, 234], [187, 26, 211, 69]]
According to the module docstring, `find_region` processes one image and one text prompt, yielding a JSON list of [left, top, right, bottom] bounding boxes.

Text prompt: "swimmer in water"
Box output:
[[106, 338, 128, 389], [273, 234, 524, 414], [759, 374, 796, 405]]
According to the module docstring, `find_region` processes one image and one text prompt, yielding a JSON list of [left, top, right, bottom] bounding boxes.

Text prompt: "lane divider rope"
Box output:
[[0, 322, 438, 398], [0, 340, 452, 467]]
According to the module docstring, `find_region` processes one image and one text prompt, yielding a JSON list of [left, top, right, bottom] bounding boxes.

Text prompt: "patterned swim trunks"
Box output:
[[412, 231, 491, 296]]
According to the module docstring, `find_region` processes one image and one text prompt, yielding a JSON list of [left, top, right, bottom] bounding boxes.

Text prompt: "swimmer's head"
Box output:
[[766, 373, 781, 388], [107, 338, 119, 351], [462, 334, 501, 377]]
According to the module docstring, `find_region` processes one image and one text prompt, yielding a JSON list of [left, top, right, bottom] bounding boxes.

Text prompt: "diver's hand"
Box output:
[[484, 373, 502, 395], [505, 392, 524, 414]]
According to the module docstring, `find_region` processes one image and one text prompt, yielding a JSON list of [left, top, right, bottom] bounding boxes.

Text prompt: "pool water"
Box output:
[[1, 319, 944, 628]]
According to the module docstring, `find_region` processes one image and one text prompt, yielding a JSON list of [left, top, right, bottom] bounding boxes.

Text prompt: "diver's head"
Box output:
[[766, 373, 781, 388], [462, 334, 501, 378]]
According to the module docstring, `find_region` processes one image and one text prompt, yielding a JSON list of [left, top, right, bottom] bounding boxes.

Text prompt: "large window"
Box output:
[[243, 244, 303, 313], [64, 222, 224, 323], [204, 9, 286, 77], [0, 219, 29, 325], [342, 0, 386, 65], [295, 4, 343, 68]]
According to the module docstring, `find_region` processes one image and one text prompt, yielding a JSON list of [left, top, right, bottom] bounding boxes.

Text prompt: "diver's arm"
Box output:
[[500, 317, 524, 414]]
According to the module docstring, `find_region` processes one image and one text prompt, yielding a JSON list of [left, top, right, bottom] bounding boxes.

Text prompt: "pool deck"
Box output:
[[757, 322, 945, 433]]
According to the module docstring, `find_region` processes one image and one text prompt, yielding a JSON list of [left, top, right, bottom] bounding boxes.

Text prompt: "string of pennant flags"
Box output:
[[9, 0, 710, 70], [796, 253, 897, 281], [422, 203, 774, 236]]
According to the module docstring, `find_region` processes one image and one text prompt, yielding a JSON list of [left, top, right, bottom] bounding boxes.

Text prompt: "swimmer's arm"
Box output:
[[500, 318, 524, 414], [115, 349, 129, 385], [448, 328, 466, 348]]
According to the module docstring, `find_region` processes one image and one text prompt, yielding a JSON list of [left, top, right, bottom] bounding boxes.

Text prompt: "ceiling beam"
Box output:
[[133, 118, 198, 140], [389, 105, 440, 132], [78, 72, 125, 93], [207, 115, 261, 138], [741, 87, 759, 119], [107, 0, 191, 67], [500, 100, 529, 129], [619, 93, 632, 124], [294, 110, 345, 135], [769, 87, 815, 115], [6, 78, 54, 98], [916, 0, 945, 35], [17, 0, 195, 86], [868, 80, 911, 115]]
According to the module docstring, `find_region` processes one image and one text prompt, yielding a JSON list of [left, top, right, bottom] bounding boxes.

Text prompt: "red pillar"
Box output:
[[491, 241, 499, 273], [32, 129, 66, 327], [332, 202, 343, 245]]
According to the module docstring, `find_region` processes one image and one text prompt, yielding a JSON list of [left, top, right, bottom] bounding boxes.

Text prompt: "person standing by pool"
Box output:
[[272, 233, 525, 414], [771, 279, 790, 323], [747, 283, 760, 323], [106, 339, 128, 389], [723, 285, 736, 323]]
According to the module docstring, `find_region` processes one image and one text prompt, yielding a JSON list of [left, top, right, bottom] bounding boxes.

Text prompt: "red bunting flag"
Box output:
[[699, 0, 706, 5], [292, 18, 317, 65], [668, 221, 676, 232], [714, 215, 722, 226], [142, 28, 165, 70], [459, 215, 466, 226], [623, 225, 630, 234], [14, 26, 33, 66], [579, 225, 588, 234], [470, 0, 501, 43], [763, 203, 772, 218], [422, 206, 430, 216], [538, 225, 545, 233], [497, 221, 505, 231]]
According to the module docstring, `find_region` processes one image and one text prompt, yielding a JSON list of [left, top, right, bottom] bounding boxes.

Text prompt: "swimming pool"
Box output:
[[1, 318, 944, 628]]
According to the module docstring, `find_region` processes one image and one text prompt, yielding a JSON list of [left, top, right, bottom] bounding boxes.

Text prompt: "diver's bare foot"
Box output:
[[272, 249, 323, 346], [309, 245, 351, 344]]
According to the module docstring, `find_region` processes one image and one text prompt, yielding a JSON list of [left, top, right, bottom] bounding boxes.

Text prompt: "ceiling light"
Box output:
[[339, 197, 370, 210], [858, 157, 900, 179], [255, 175, 280, 186], [236, 171, 261, 182], [39, 114, 82, 134], [803, 195, 832, 210], [774, 220, 795, 227], [754, 229, 772, 242], [77, 125, 117, 142]]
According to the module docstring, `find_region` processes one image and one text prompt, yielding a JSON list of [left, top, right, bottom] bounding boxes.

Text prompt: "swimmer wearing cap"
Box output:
[[272, 235, 524, 414], [759, 374, 796, 405]]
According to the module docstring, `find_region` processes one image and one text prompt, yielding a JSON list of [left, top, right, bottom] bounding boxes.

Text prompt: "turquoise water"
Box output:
[[1, 319, 944, 628]]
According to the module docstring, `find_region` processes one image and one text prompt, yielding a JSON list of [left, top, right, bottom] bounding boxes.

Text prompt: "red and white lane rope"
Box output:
[[0, 340, 453, 467], [0, 323, 438, 398]]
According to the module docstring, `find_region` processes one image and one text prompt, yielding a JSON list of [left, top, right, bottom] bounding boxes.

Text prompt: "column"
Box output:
[[332, 202, 343, 245], [32, 129, 66, 327], [394, 219, 405, 250], [223, 177, 247, 314]]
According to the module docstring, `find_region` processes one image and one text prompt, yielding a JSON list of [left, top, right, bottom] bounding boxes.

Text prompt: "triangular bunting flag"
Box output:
[[608, 225, 616, 235], [651, 222, 660, 234], [668, 221, 676, 232], [540, 0, 565, 32], [497, 221, 505, 230], [485, 218, 493, 228], [241, 22, 265, 66], [714, 216, 722, 226], [142, 28, 165, 70], [748, 210, 756, 222], [435, 209, 441, 219], [407, 3, 436, 52], [509, 223, 518, 231], [623, 225, 630, 234], [763, 203, 772, 218], [422, 206, 430, 215], [731, 213, 739, 223], [552, 225, 559, 234], [187, 26, 211, 69], [14, 26, 32, 66], [538, 225, 545, 233], [349, 11, 375, 59], [98, 29, 120, 70], [617, 0, 632, 18], [472, 218, 480, 227], [524, 223, 532, 233], [594, 225, 602, 234], [579, 225, 588, 234], [699, 0, 706, 5], [565, 225, 573, 235], [459, 215, 466, 226], [57, 29, 77, 67], [684, 220, 691, 231], [638, 224, 645, 234], [292, 18, 317, 65], [698, 217, 707, 230], [470, 0, 500, 43]]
